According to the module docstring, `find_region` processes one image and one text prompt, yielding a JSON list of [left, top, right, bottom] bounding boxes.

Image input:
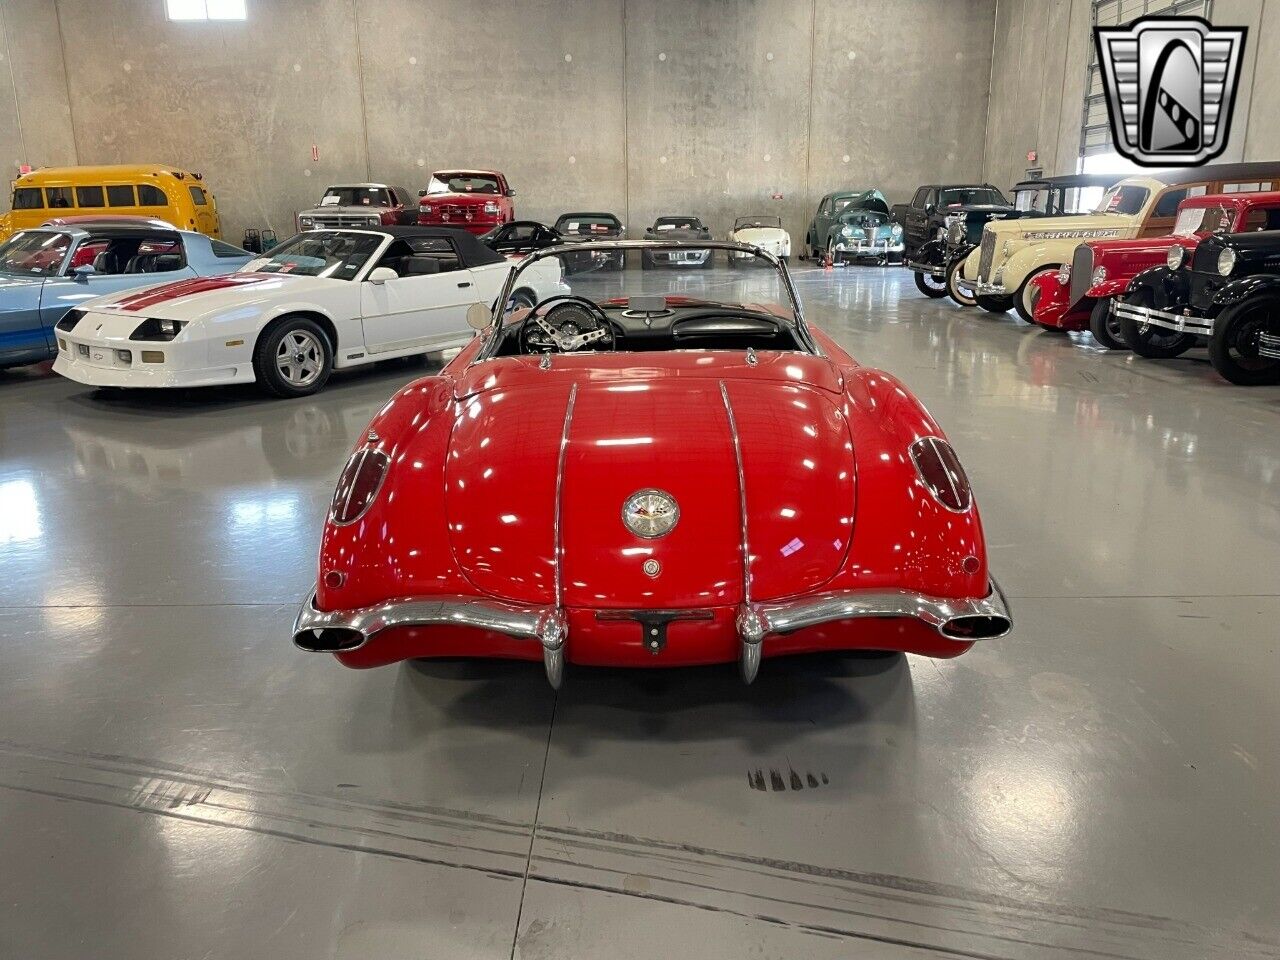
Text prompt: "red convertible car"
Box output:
[[1030, 191, 1280, 347], [292, 241, 1011, 685]]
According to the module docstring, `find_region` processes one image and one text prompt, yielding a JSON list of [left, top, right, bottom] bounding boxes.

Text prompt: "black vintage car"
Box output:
[[913, 174, 1121, 306], [1115, 230, 1280, 385], [895, 183, 1008, 296]]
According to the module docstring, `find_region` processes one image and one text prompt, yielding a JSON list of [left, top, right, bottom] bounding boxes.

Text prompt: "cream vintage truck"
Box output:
[[959, 162, 1280, 322]]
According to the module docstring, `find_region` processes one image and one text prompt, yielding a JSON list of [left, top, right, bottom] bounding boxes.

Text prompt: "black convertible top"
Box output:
[[372, 226, 505, 267]]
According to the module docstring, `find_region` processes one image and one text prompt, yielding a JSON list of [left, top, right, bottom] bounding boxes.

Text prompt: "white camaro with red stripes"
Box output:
[[52, 226, 569, 397]]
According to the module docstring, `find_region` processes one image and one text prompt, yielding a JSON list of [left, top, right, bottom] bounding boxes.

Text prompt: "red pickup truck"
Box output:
[[1031, 190, 1280, 348], [417, 169, 515, 235]]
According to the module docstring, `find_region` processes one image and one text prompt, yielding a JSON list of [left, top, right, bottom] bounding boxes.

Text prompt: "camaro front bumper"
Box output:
[[53, 331, 254, 388], [1111, 299, 1214, 336], [293, 579, 1011, 687]]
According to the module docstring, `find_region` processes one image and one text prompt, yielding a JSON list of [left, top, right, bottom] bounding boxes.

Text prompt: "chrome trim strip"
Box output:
[[974, 280, 1007, 296], [1112, 301, 1213, 335], [293, 589, 558, 650], [1258, 331, 1280, 360], [554, 383, 578, 609], [905, 260, 946, 278], [749, 578, 1012, 641], [720, 380, 763, 683]]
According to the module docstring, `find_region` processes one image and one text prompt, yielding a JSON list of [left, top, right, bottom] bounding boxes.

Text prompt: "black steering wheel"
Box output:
[[518, 295, 617, 354]]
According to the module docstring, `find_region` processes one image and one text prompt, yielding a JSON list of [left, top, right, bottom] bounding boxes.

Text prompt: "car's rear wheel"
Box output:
[[254, 316, 333, 398], [946, 258, 977, 306], [913, 269, 946, 298], [1209, 295, 1280, 385], [1014, 267, 1058, 324], [1090, 295, 1128, 350], [975, 295, 1012, 313]]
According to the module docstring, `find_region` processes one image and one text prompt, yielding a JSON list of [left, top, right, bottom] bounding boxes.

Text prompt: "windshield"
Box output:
[[833, 195, 885, 215], [245, 231, 382, 280], [321, 186, 391, 207], [0, 230, 71, 276], [734, 216, 782, 229], [426, 172, 501, 195], [654, 217, 703, 230], [556, 214, 620, 234], [488, 244, 805, 358], [1173, 204, 1236, 238], [939, 187, 1006, 207], [1093, 184, 1149, 215]]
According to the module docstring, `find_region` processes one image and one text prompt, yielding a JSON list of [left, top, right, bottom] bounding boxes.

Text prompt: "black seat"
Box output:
[[401, 257, 441, 276]]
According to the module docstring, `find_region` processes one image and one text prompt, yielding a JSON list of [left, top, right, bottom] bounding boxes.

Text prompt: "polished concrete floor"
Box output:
[[1, 265, 1278, 960]]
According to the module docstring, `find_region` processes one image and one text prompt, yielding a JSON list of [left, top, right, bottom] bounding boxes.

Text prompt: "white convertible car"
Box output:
[[726, 216, 791, 265], [52, 226, 569, 397]]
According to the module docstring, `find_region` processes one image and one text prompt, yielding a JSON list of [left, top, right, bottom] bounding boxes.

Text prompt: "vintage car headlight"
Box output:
[[483, 201, 500, 215], [1056, 264, 1070, 285], [129, 317, 187, 342], [1090, 266, 1107, 287], [298, 216, 315, 229], [892, 224, 903, 239], [1218, 247, 1237, 277], [841, 225, 855, 237], [909, 436, 972, 512], [1166, 246, 1186, 271], [331, 446, 391, 526]]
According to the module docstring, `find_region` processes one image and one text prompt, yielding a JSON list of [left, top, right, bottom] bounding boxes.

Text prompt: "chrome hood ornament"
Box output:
[[622, 488, 680, 539]]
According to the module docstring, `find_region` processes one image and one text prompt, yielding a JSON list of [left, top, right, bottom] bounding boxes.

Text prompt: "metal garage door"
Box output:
[[1079, 0, 1214, 158]]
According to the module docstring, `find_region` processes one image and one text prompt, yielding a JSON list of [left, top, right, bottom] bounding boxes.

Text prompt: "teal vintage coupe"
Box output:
[[803, 189, 904, 265]]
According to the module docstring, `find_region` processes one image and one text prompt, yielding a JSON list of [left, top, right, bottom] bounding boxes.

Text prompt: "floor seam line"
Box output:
[[509, 692, 557, 960]]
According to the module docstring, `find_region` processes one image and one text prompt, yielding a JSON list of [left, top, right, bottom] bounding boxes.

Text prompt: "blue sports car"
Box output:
[[0, 220, 252, 371]]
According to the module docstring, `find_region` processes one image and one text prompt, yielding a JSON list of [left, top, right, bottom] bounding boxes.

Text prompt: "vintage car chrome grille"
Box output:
[[312, 214, 382, 228], [1069, 244, 1094, 306], [1258, 331, 1280, 360], [978, 230, 996, 281]]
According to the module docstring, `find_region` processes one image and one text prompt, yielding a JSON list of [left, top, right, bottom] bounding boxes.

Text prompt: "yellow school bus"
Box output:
[[1, 164, 222, 241]]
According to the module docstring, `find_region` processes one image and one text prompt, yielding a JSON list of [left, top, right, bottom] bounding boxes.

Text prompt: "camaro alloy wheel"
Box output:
[[1090, 296, 1129, 350], [946, 258, 976, 307], [1209, 295, 1280, 386], [255, 318, 334, 398]]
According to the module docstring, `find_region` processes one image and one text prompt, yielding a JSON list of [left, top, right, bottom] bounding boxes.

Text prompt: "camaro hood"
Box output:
[[442, 358, 854, 607], [81, 272, 337, 321]]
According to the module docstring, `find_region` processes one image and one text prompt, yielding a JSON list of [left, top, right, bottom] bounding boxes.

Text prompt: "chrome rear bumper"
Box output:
[[1259, 331, 1280, 360], [1112, 300, 1213, 335], [293, 579, 1011, 687]]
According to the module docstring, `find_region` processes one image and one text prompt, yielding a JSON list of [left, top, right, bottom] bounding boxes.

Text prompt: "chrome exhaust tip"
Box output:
[[293, 626, 365, 652], [940, 614, 1012, 641]]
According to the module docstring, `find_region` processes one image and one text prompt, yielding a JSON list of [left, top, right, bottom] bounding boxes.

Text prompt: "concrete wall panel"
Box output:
[[53, 0, 369, 239], [0, 0, 77, 171]]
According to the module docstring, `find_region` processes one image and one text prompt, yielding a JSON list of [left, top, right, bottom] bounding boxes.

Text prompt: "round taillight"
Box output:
[[330, 446, 390, 525], [909, 436, 972, 512]]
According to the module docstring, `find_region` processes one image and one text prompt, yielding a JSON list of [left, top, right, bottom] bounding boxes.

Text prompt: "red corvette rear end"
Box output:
[[293, 241, 1010, 686], [416, 169, 514, 235]]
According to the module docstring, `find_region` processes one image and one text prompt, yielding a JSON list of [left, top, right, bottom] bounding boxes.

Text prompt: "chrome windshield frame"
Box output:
[[478, 239, 819, 361]]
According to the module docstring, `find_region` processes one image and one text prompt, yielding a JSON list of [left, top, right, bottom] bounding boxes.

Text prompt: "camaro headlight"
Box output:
[[1090, 266, 1107, 287], [1057, 264, 1070, 284], [129, 317, 187, 342], [1166, 245, 1186, 270], [1218, 247, 1237, 277]]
